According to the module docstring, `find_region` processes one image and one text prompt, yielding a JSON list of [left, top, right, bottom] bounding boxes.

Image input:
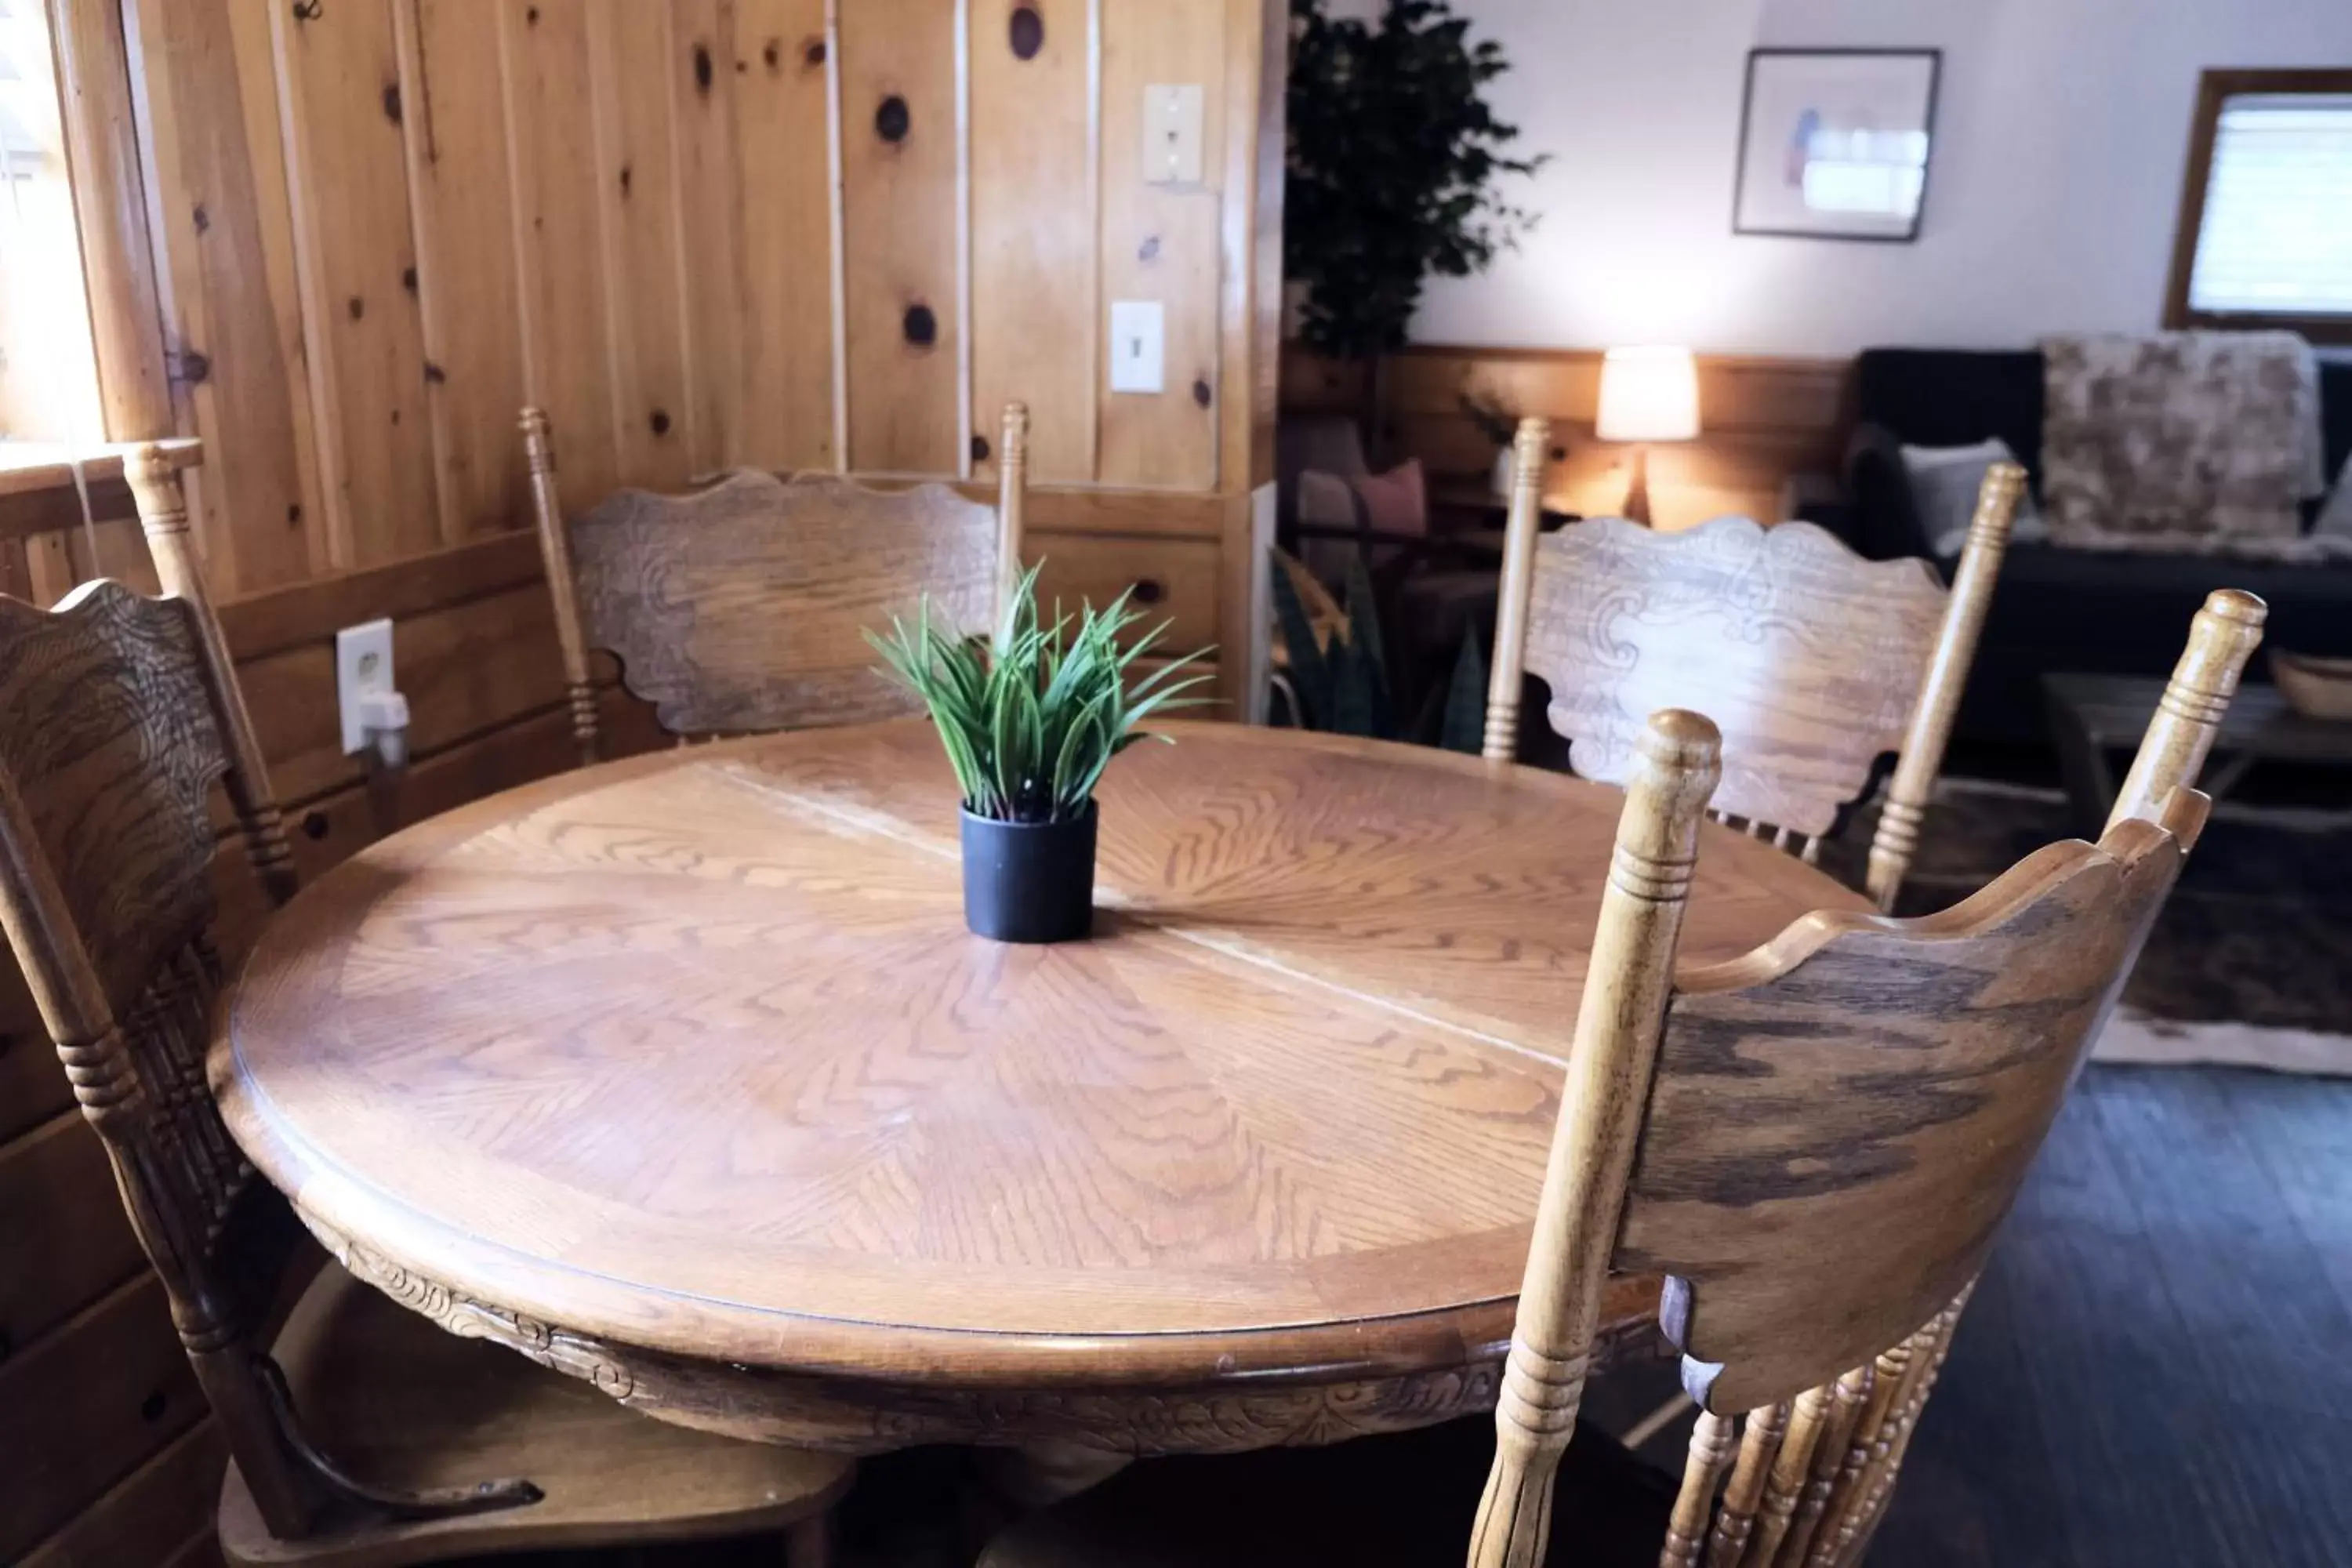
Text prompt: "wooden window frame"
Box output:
[[2163, 67, 2352, 347]]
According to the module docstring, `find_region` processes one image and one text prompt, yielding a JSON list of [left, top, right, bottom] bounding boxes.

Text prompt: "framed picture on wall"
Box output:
[[1733, 49, 1941, 241]]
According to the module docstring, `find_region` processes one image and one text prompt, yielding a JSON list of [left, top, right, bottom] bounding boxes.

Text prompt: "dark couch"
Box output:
[[1803, 347, 2352, 752]]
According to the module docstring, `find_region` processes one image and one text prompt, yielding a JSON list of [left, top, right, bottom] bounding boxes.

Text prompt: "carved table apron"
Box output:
[[216, 721, 1864, 1459]]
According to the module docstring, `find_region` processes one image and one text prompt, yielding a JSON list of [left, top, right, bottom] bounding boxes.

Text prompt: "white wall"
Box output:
[[1385, 0, 2352, 355]]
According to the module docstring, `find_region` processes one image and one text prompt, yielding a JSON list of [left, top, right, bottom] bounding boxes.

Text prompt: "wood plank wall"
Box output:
[[1281, 343, 1854, 531], [2, 1, 1283, 1559]]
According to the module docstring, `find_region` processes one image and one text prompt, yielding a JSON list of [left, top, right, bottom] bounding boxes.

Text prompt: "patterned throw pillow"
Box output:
[[1898, 439, 2047, 557], [2040, 332, 2321, 550]]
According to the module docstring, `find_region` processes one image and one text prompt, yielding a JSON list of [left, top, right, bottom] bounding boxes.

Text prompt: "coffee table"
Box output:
[[2044, 673, 2352, 834]]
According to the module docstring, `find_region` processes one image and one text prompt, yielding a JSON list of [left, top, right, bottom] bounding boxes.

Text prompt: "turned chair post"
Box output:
[[1467, 709, 1722, 1568], [1864, 460, 2026, 909], [1482, 417, 1552, 762], [125, 445, 301, 906], [2106, 588, 2267, 833], [521, 408, 603, 766], [996, 401, 1031, 624]]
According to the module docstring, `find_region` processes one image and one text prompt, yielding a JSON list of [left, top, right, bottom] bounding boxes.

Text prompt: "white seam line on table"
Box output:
[[704, 762, 1577, 1070]]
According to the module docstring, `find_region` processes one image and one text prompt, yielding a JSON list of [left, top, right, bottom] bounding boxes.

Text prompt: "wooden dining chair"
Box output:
[[521, 403, 1032, 764], [1483, 418, 2027, 909], [978, 587, 2267, 1568], [0, 445, 853, 1567]]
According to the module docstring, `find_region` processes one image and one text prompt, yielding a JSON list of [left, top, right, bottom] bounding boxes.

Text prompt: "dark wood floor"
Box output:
[[1864, 1063, 2352, 1568]]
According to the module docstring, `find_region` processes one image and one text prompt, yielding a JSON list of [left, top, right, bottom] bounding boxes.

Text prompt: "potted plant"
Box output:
[[869, 567, 1210, 944], [1287, 0, 1547, 439]]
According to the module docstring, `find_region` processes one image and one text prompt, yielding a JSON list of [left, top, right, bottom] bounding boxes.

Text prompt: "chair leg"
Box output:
[[785, 1512, 834, 1568]]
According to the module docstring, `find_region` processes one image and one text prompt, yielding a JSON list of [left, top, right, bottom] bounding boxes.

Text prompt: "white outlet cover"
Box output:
[[1109, 300, 1166, 395], [1143, 83, 1205, 185], [336, 618, 396, 755]]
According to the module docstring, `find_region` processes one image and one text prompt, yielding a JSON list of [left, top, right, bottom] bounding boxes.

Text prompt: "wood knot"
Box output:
[[382, 82, 401, 125], [401, 265, 419, 292], [619, 164, 633, 197], [692, 42, 714, 93], [804, 38, 826, 67], [302, 811, 330, 841], [648, 408, 672, 437], [1009, 6, 1044, 58], [1192, 378, 1212, 409], [423, 361, 448, 385], [347, 296, 365, 321], [762, 38, 781, 70], [191, 204, 210, 234], [971, 434, 991, 463], [875, 94, 911, 143], [902, 303, 938, 348]]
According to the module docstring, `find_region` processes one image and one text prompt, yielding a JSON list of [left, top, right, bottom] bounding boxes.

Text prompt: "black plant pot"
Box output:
[[960, 803, 1098, 944]]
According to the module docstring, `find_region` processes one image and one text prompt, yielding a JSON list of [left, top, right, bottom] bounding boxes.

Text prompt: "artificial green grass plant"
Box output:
[[867, 565, 1212, 824]]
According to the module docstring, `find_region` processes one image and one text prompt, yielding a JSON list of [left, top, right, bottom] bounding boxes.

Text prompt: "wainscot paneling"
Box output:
[[1281, 343, 1855, 532]]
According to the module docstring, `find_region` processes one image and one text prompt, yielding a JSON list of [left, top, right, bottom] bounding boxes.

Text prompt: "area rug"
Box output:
[[1825, 780, 2352, 1077]]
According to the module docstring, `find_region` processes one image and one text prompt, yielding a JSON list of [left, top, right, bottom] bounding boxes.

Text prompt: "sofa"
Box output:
[[1800, 347, 2352, 753]]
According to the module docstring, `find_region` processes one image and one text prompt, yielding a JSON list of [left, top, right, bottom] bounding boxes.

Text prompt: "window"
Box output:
[[0, 0, 103, 445], [2166, 69, 2352, 345]]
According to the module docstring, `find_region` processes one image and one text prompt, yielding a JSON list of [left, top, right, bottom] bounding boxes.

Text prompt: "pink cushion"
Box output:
[[1295, 461, 1428, 586], [1355, 459, 1428, 535]]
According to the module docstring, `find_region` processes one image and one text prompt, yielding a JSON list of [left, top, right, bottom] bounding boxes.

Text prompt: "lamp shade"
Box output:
[[1595, 347, 1700, 442]]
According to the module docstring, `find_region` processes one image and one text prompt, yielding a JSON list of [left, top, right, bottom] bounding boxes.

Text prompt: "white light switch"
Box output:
[[1109, 300, 1165, 394], [1143, 84, 1205, 185]]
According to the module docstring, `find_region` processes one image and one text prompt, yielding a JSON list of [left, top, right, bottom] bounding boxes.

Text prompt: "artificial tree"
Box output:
[[1286, 0, 1545, 371]]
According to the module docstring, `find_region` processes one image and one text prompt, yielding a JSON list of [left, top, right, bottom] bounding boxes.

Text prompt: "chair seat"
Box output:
[[220, 1263, 855, 1566], [978, 1415, 1675, 1568]]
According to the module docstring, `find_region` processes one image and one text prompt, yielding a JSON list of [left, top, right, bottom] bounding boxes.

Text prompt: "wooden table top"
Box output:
[[218, 721, 1864, 1398]]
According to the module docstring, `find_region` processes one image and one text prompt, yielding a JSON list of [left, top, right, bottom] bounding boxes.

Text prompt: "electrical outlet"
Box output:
[[1143, 84, 1205, 185], [1109, 301, 1166, 394], [336, 619, 395, 755]]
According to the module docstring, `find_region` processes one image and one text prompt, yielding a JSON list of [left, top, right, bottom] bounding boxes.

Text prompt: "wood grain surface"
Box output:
[[565, 470, 1001, 735], [1511, 515, 1951, 839], [1624, 796, 2204, 1415], [217, 723, 1861, 1453]]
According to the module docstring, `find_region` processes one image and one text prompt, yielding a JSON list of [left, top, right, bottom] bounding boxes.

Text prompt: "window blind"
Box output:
[[2187, 94, 2352, 318]]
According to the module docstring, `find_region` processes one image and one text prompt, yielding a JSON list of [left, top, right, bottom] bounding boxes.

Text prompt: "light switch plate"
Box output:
[[1143, 84, 1205, 185], [1109, 300, 1165, 394], [336, 618, 395, 755]]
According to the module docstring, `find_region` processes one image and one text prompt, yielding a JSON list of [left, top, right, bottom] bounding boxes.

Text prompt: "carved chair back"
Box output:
[[1467, 589, 2267, 1568], [523, 404, 1033, 762], [0, 446, 335, 1534], [1483, 419, 2026, 908]]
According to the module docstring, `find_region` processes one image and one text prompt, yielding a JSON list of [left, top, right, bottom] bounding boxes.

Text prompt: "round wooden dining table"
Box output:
[[216, 720, 1865, 1468]]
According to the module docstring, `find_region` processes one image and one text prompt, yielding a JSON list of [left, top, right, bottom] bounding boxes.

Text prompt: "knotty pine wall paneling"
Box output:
[[969, 0, 1096, 484], [397, 0, 532, 542], [502, 0, 622, 507], [1097, 0, 1223, 491], [123, 0, 328, 596], [726, 0, 838, 474], [273, 0, 444, 564], [5, 12, 1284, 1551], [840, 0, 964, 476]]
